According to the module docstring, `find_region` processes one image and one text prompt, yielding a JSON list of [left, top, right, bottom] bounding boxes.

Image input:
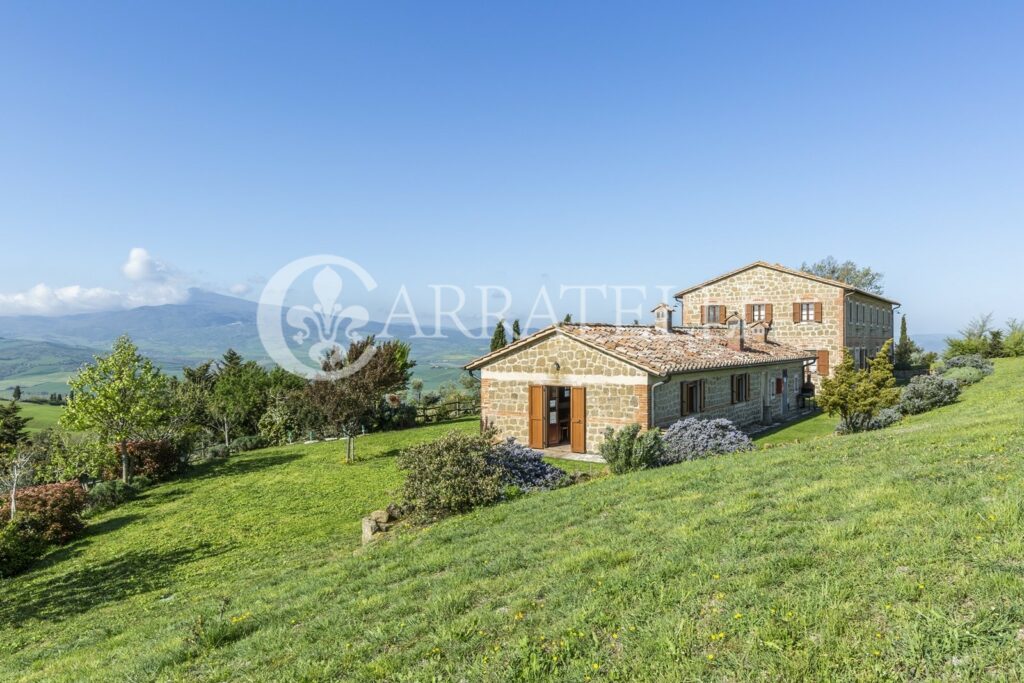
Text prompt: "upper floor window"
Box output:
[[800, 302, 815, 322]]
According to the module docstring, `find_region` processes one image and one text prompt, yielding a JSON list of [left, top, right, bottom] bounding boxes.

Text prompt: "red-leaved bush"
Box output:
[[124, 440, 183, 480], [0, 481, 87, 544]]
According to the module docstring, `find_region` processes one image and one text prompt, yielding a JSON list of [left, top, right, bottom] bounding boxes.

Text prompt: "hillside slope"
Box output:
[[3, 363, 1024, 681]]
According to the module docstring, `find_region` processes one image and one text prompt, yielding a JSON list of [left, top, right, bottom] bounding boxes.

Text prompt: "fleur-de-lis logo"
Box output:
[[257, 255, 378, 380], [285, 267, 372, 367]]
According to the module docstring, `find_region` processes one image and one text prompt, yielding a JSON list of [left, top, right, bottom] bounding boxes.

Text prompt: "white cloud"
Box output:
[[229, 282, 252, 296], [122, 247, 172, 282], [0, 248, 192, 316]]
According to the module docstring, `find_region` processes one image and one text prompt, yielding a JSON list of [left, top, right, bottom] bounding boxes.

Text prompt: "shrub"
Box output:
[[944, 354, 993, 375], [86, 479, 139, 514], [229, 435, 267, 453], [899, 375, 961, 415], [942, 366, 985, 386], [661, 417, 754, 464], [485, 438, 566, 491], [398, 430, 502, 520], [128, 474, 153, 490], [837, 406, 902, 434], [0, 482, 87, 544], [0, 517, 47, 577], [599, 424, 664, 474], [207, 444, 230, 459], [125, 440, 185, 480]]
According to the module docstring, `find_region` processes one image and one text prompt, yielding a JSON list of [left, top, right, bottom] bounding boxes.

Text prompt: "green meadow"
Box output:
[[2, 361, 1022, 681]]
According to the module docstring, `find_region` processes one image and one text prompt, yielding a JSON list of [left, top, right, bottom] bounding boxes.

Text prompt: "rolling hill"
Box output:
[[1, 360, 1020, 680], [0, 289, 488, 394]]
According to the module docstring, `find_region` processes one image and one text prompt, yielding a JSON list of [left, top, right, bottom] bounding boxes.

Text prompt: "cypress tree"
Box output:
[[511, 319, 521, 342], [490, 320, 508, 352], [895, 316, 912, 370]]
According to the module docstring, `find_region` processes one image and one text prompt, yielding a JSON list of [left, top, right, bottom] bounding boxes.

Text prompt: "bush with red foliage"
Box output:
[[124, 440, 184, 480], [0, 481, 87, 544]]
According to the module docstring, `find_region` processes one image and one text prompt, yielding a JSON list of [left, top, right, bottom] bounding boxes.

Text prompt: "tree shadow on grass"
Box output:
[[0, 542, 225, 627], [182, 451, 304, 483]]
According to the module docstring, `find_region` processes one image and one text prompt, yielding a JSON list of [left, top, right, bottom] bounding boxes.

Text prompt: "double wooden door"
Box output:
[[528, 385, 586, 453]]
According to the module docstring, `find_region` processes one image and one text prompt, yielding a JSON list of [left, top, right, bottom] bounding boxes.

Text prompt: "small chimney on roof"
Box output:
[[726, 319, 745, 351], [652, 303, 674, 333]]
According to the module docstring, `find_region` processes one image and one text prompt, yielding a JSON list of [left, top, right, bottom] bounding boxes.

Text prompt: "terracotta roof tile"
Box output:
[[466, 323, 817, 375]]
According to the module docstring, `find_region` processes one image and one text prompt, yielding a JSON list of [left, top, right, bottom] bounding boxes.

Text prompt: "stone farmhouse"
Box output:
[[467, 310, 815, 454], [674, 261, 898, 382], [466, 261, 899, 455]]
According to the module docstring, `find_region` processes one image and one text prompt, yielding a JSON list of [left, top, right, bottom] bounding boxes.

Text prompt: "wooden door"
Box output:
[[528, 385, 545, 449], [570, 387, 586, 453]]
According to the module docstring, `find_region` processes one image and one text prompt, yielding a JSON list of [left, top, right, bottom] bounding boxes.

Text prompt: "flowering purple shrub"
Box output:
[[661, 417, 753, 464], [485, 437, 566, 491]]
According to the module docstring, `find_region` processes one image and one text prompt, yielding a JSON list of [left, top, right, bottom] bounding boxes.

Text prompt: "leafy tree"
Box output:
[[563, 313, 573, 324], [987, 330, 1005, 358], [305, 336, 414, 462], [818, 340, 899, 433], [208, 352, 270, 447], [62, 336, 169, 482], [32, 428, 115, 483], [511, 319, 521, 342], [945, 313, 997, 359], [11, 386, 21, 402], [1004, 319, 1024, 357], [489, 320, 508, 352], [800, 256, 885, 294], [410, 378, 424, 403]]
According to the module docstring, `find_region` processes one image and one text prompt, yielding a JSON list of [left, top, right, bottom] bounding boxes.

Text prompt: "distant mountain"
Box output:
[[912, 334, 951, 354], [0, 289, 488, 393]]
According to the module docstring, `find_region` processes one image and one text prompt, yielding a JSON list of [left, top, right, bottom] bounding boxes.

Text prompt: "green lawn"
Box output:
[[3, 362, 1023, 680], [754, 411, 839, 447], [9, 401, 64, 432]]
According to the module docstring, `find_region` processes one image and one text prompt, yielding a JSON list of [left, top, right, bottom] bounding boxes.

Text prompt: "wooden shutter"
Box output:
[[814, 302, 823, 323], [746, 373, 751, 402], [700, 305, 706, 324], [679, 383, 687, 416], [699, 380, 706, 412], [765, 303, 774, 323], [775, 377, 784, 395], [730, 375, 737, 404], [528, 385, 545, 449], [817, 350, 830, 376], [745, 304, 753, 323], [570, 387, 586, 453], [719, 305, 728, 323], [792, 302, 801, 323]]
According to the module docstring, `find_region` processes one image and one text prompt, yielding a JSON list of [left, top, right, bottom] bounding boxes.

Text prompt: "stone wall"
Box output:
[[650, 361, 806, 429], [680, 265, 893, 383], [479, 332, 649, 451], [844, 292, 895, 365]]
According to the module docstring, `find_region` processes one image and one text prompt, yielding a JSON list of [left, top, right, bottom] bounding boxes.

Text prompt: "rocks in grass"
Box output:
[[361, 505, 406, 544]]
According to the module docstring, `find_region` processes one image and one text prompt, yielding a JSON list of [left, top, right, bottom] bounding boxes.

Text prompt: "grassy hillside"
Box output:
[[3, 362, 1023, 680], [9, 402, 64, 432]]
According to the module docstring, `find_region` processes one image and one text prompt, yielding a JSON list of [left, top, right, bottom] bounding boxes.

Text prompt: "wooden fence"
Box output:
[[415, 399, 480, 424]]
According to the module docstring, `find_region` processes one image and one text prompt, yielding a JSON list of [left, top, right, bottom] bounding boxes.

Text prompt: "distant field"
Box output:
[[10, 402, 64, 431]]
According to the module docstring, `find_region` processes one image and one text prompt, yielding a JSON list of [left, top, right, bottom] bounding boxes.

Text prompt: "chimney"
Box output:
[[726, 320, 745, 351], [652, 303, 674, 333]]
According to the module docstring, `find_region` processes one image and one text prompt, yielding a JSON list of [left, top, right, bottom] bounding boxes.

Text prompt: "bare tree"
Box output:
[[1, 449, 37, 521]]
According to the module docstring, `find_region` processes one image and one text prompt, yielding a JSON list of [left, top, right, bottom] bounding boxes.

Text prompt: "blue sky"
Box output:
[[1, 1, 1021, 333]]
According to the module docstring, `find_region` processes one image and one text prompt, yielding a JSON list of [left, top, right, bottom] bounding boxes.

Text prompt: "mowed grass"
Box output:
[[3, 362, 1024, 680], [755, 411, 838, 447], [9, 401, 64, 432]]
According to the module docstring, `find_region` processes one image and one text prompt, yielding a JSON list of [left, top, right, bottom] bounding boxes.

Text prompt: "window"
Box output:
[[731, 373, 750, 403], [680, 380, 704, 416], [800, 303, 815, 322], [706, 305, 720, 324], [848, 301, 854, 323], [775, 377, 784, 395], [751, 304, 766, 322]]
